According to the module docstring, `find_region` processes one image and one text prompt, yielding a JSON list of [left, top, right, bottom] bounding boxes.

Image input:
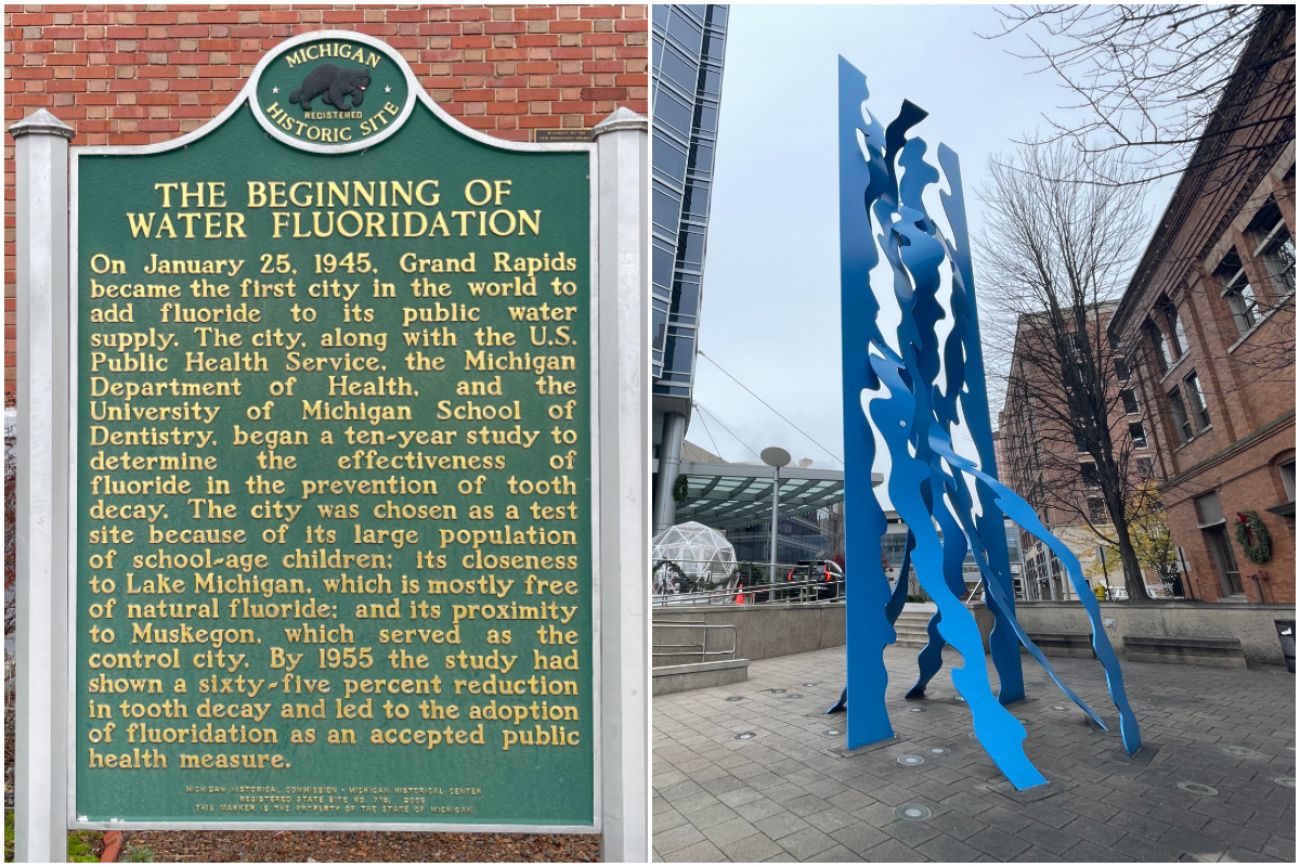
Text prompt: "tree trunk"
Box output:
[[1112, 509, 1153, 603]]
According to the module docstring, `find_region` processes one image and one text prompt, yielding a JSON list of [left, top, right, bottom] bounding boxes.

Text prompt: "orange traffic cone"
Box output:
[[734, 582, 746, 605]]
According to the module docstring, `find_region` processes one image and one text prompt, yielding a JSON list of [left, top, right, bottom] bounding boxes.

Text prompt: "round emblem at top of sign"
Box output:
[[249, 31, 415, 153]]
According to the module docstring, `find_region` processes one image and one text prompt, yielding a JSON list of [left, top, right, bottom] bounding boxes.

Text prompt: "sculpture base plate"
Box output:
[[829, 736, 901, 759], [988, 779, 1064, 803]]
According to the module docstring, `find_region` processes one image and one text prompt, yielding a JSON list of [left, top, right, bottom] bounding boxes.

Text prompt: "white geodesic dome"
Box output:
[[652, 521, 737, 593]]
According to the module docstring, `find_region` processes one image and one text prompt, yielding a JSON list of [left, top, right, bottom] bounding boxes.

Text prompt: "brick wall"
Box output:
[[1107, 18, 1295, 605], [3, 3, 649, 404]]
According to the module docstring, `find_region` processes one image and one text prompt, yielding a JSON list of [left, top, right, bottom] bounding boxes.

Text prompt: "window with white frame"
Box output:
[[1157, 298, 1187, 359], [1216, 248, 1261, 337], [1249, 198, 1295, 297], [1183, 371, 1211, 431], [1146, 320, 1172, 371], [1280, 458, 1296, 502], [1168, 385, 1193, 443]]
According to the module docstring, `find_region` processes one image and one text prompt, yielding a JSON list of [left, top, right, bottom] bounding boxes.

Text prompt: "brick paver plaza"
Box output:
[[653, 645, 1296, 862]]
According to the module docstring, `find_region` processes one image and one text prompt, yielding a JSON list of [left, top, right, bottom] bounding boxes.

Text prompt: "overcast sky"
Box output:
[[687, 4, 1176, 481]]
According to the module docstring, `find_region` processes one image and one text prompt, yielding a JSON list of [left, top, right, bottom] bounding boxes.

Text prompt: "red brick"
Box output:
[[8, 13, 55, 26], [519, 115, 562, 129], [73, 65, 115, 78], [451, 35, 491, 49], [580, 6, 627, 19], [580, 86, 625, 101], [195, 11, 242, 24], [583, 33, 629, 47], [550, 47, 594, 60], [551, 20, 593, 33]]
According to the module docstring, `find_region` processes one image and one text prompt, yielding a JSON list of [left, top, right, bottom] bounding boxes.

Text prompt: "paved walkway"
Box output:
[[653, 645, 1296, 862]]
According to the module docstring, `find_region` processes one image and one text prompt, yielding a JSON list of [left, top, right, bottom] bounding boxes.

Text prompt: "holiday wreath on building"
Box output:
[[1234, 510, 1273, 564]]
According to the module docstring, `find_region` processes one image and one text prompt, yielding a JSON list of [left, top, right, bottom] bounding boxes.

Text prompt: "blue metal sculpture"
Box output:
[[836, 56, 1140, 790]]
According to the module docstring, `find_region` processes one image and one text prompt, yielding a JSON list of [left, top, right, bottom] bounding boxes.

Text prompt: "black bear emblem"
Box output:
[[289, 64, 370, 113]]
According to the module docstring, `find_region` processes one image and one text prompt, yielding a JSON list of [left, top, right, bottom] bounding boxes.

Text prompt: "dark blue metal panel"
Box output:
[[934, 144, 1026, 705], [837, 55, 1141, 788], [837, 56, 897, 749]]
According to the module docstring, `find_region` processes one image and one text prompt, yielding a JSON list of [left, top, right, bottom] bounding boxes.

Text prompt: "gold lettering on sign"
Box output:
[[82, 165, 589, 818]]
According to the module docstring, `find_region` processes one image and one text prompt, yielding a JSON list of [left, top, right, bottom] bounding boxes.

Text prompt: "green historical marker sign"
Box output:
[[70, 31, 597, 830]]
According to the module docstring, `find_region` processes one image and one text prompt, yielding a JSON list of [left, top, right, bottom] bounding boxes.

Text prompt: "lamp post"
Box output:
[[761, 447, 791, 587]]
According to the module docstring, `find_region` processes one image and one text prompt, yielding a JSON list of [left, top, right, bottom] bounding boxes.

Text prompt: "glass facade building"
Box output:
[[651, 4, 728, 531], [651, 4, 727, 401]]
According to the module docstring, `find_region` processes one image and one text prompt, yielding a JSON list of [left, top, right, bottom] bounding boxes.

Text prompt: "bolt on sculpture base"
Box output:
[[836, 56, 1140, 791]]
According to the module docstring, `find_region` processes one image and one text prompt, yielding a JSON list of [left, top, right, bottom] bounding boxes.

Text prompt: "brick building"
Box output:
[[3, 3, 649, 403], [997, 303, 1158, 601], [1108, 12, 1295, 604]]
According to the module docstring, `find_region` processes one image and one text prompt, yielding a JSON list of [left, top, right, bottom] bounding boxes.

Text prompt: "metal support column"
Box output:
[[652, 411, 686, 534]]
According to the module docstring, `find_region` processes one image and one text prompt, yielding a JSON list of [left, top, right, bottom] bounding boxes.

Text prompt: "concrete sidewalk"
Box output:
[[653, 645, 1295, 862]]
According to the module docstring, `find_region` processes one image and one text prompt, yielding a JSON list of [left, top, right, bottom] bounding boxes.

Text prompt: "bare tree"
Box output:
[[1086, 481, 1181, 594], [982, 142, 1162, 603], [988, 5, 1296, 187]]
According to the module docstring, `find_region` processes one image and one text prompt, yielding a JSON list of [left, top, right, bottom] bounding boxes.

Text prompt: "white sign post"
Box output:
[[594, 108, 651, 862], [11, 108, 74, 864]]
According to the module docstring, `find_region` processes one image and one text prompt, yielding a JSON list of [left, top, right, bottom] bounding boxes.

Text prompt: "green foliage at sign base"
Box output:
[[67, 829, 102, 862], [4, 812, 103, 862], [125, 843, 156, 862]]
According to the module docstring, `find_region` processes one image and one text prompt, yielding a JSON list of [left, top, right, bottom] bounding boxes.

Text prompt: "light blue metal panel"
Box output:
[[929, 436, 1142, 756], [868, 348, 1047, 789]]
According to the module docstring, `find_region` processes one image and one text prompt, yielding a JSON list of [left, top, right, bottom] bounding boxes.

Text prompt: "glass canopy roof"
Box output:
[[663, 460, 876, 531]]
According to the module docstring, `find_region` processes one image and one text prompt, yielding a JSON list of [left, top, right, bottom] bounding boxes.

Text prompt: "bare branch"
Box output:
[[988, 5, 1295, 188]]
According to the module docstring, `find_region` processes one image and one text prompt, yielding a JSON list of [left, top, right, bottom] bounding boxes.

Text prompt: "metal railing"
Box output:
[[651, 557, 767, 596], [651, 621, 738, 666], [652, 573, 845, 608]]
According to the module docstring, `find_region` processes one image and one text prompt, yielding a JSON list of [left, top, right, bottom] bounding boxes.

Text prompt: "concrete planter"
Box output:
[[1016, 600, 1296, 667]]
